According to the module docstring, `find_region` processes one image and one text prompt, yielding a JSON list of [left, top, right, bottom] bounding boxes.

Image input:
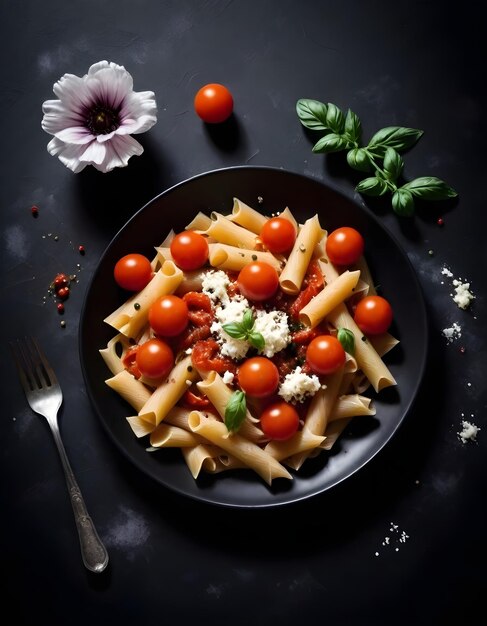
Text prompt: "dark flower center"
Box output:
[[85, 104, 121, 135]]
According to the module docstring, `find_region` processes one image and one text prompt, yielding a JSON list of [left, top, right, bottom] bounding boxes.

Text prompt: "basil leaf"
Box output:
[[242, 308, 254, 332], [296, 99, 329, 130], [325, 103, 345, 134], [392, 189, 415, 216], [383, 147, 404, 181], [224, 390, 247, 432], [312, 133, 349, 154], [347, 148, 372, 172], [355, 177, 389, 196], [367, 126, 423, 156], [344, 109, 362, 143], [221, 322, 246, 339], [337, 328, 355, 355], [401, 176, 458, 200], [248, 332, 265, 351]]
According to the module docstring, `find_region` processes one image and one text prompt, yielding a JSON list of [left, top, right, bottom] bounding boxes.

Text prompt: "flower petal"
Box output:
[[42, 99, 85, 135], [52, 73, 93, 112], [55, 126, 94, 145], [79, 140, 107, 164], [118, 90, 157, 134], [93, 134, 143, 173], [47, 137, 88, 173], [88, 65, 134, 109], [87, 60, 111, 75]]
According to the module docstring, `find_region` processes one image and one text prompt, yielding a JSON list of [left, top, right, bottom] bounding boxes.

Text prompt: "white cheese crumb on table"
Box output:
[[458, 420, 480, 443], [441, 322, 462, 343]]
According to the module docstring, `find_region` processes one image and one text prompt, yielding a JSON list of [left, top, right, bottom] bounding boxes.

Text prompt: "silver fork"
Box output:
[[11, 336, 109, 574]]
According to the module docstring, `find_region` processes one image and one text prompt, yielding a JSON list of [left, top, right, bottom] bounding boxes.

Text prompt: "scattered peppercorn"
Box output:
[[437, 217, 444, 226], [57, 303, 65, 314], [428, 249, 434, 256], [460, 346, 466, 354], [57, 286, 70, 300], [134, 302, 141, 310], [78, 245, 85, 255], [60, 321, 66, 328], [31, 205, 39, 217]]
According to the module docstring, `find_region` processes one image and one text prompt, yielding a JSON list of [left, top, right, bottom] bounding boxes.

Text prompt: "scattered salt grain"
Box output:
[[374, 522, 410, 557], [441, 322, 462, 343], [457, 420, 480, 444]]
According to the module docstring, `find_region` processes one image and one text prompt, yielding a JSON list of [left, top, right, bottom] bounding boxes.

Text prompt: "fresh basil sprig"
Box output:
[[337, 328, 355, 355], [296, 99, 458, 216], [224, 390, 247, 432], [222, 308, 265, 351]]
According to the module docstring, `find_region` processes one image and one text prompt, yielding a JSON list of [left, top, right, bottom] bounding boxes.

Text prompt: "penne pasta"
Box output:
[[188, 411, 292, 484], [279, 215, 325, 294], [228, 197, 268, 234], [104, 261, 184, 338], [299, 269, 360, 328], [208, 243, 282, 272]]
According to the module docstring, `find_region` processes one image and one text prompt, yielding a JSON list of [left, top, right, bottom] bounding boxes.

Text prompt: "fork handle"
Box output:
[[49, 422, 109, 573]]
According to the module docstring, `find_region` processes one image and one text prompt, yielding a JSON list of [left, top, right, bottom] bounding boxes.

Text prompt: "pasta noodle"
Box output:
[[101, 197, 399, 485]]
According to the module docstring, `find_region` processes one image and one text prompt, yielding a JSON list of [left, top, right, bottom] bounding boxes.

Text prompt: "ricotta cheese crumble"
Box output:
[[278, 366, 322, 404]]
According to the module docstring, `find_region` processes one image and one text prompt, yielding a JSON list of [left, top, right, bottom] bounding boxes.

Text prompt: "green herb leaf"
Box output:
[[344, 109, 362, 144], [401, 176, 458, 200], [325, 103, 345, 134], [224, 390, 247, 432], [355, 177, 389, 197], [221, 322, 247, 339], [312, 133, 349, 153], [367, 126, 423, 156], [383, 147, 404, 181], [242, 308, 254, 331], [347, 147, 372, 172], [248, 332, 265, 351], [222, 309, 266, 351], [296, 99, 329, 130], [337, 328, 355, 355], [392, 189, 415, 216]]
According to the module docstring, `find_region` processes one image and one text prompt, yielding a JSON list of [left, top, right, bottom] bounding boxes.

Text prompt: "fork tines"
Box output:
[[10, 337, 58, 392]]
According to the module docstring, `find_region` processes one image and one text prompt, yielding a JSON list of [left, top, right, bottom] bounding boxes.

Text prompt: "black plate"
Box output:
[[79, 166, 428, 508]]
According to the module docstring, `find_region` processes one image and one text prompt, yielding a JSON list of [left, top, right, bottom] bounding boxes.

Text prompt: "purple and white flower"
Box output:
[[41, 61, 157, 173]]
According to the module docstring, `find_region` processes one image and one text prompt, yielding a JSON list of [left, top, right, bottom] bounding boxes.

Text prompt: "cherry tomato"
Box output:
[[194, 83, 234, 123], [237, 261, 279, 301], [306, 335, 346, 375], [114, 253, 152, 291], [135, 339, 174, 379], [326, 227, 364, 266], [170, 231, 209, 271], [148, 295, 189, 337], [260, 217, 296, 254], [354, 295, 393, 335], [238, 357, 279, 398], [260, 401, 300, 441]]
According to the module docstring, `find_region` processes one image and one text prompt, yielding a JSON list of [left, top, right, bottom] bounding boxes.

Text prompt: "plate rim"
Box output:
[[79, 165, 429, 509]]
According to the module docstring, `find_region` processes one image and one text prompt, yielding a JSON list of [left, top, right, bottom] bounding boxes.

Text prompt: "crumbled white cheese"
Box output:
[[222, 371, 234, 385], [202, 270, 230, 304], [452, 279, 475, 310], [278, 366, 321, 404], [211, 295, 250, 359], [253, 309, 291, 358], [441, 267, 475, 310], [441, 322, 462, 343], [458, 420, 480, 444]]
